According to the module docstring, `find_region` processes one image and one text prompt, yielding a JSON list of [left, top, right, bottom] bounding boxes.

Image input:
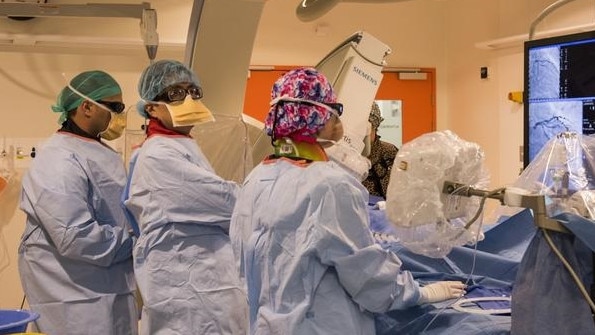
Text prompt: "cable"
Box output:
[[461, 187, 506, 230], [542, 228, 595, 313], [20, 295, 26, 310], [451, 297, 511, 315], [419, 297, 462, 333], [420, 207, 485, 333]]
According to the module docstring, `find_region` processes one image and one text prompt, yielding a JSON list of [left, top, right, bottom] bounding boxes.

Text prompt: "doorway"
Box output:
[[375, 69, 436, 146]]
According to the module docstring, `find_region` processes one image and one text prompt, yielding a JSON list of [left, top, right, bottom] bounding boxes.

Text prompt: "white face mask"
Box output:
[[316, 138, 337, 146]]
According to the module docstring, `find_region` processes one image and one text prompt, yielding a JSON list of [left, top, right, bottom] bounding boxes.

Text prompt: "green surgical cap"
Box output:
[[136, 59, 201, 118], [51, 71, 122, 124]]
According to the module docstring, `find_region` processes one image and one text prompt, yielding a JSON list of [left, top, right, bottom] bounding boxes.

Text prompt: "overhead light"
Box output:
[[296, 0, 413, 22], [296, 0, 339, 22]]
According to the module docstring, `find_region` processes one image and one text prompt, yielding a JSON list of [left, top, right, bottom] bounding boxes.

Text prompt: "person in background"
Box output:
[[124, 59, 248, 335], [18, 70, 137, 335], [362, 102, 399, 199], [230, 67, 465, 335]]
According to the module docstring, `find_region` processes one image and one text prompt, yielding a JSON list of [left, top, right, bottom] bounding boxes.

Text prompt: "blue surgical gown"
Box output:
[[124, 135, 248, 335], [230, 157, 421, 335], [18, 132, 137, 335]]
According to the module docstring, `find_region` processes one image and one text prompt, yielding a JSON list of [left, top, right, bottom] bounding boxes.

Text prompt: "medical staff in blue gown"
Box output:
[[230, 67, 466, 335], [124, 59, 248, 335], [18, 70, 137, 335]]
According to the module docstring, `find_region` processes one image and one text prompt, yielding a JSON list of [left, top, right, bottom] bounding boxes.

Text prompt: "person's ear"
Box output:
[[145, 104, 155, 117], [80, 100, 93, 117]]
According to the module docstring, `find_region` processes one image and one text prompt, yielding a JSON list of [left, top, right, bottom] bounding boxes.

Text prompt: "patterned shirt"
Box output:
[[362, 135, 399, 199]]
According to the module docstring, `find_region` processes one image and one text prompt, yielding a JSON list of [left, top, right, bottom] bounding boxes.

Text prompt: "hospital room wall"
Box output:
[[1, 0, 594, 309], [443, 0, 595, 218]]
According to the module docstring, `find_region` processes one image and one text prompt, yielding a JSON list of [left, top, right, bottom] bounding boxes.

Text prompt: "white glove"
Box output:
[[418, 281, 466, 304]]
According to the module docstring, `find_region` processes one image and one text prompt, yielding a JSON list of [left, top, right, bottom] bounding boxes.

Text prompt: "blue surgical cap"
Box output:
[[136, 59, 202, 118], [51, 71, 122, 124]]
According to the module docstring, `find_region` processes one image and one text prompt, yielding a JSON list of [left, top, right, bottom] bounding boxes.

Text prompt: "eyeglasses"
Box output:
[[321, 102, 343, 116], [96, 100, 126, 114], [274, 98, 343, 117], [155, 86, 203, 103]]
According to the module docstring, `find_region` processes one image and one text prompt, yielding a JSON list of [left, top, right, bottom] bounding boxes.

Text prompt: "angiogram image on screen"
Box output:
[[528, 46, 560, 101], [525, 31, 595, 166], [528, 101, 582, 161]]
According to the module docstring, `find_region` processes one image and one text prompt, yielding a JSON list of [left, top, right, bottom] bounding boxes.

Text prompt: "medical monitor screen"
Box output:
[[524, 30, 595, 167]]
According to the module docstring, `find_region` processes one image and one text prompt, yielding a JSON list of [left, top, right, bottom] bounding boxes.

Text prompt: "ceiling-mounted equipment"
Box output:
[[4, 0, 47, 21], [0, 1, 159, 62], [296, 0, 413, 22]]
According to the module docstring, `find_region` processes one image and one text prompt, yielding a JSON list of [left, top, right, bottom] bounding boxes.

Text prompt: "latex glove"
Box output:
[[418, 281, 466, 304]]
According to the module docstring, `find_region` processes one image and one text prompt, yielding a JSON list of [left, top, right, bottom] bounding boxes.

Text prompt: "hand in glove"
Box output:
[[418, 281, 466, 304]]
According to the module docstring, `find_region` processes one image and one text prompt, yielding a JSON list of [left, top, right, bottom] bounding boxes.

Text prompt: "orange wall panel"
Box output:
[[243, 67, 436, 145]]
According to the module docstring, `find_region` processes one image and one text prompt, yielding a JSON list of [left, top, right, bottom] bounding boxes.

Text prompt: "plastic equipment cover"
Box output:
[[191, 114, 253, 183], [385, 130, 489, 258], [512, 131, 595, 219], [509, 132, 595, 335]]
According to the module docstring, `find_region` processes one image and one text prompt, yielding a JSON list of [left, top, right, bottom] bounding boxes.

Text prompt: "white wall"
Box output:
[[443, 0, 595, 219]]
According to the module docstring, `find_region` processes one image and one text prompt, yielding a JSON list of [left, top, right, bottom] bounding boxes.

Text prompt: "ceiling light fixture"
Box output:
[[296, 0, 413, 22]]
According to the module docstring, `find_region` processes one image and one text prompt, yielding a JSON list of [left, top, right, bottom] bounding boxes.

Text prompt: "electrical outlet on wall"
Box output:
[[480, 66, 489, 80], [2, 137, 46, 169]]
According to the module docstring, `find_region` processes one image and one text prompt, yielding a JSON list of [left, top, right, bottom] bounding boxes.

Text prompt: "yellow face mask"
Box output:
[[100, 111, 127, 141], [165, 96, 215, 127]]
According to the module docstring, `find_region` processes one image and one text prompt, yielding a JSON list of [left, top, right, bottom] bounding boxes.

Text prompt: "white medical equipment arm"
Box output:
[[442, 181, 568, 233], [0, 2, 159, 62], [315, 31, 392, 180], [140, 8, 158, 63]]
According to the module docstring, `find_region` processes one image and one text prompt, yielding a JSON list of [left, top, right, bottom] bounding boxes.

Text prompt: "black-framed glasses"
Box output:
[[155, 86, 203, 103], [322, 102, 343, 116], [97, 100, 126, 114]]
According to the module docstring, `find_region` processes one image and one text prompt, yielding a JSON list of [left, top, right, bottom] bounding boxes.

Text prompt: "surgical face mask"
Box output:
[[100, 111, 127, 140], [316, 138, 337, 147], [151, 95, 214, 127], [326, 142, 371, 181]]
